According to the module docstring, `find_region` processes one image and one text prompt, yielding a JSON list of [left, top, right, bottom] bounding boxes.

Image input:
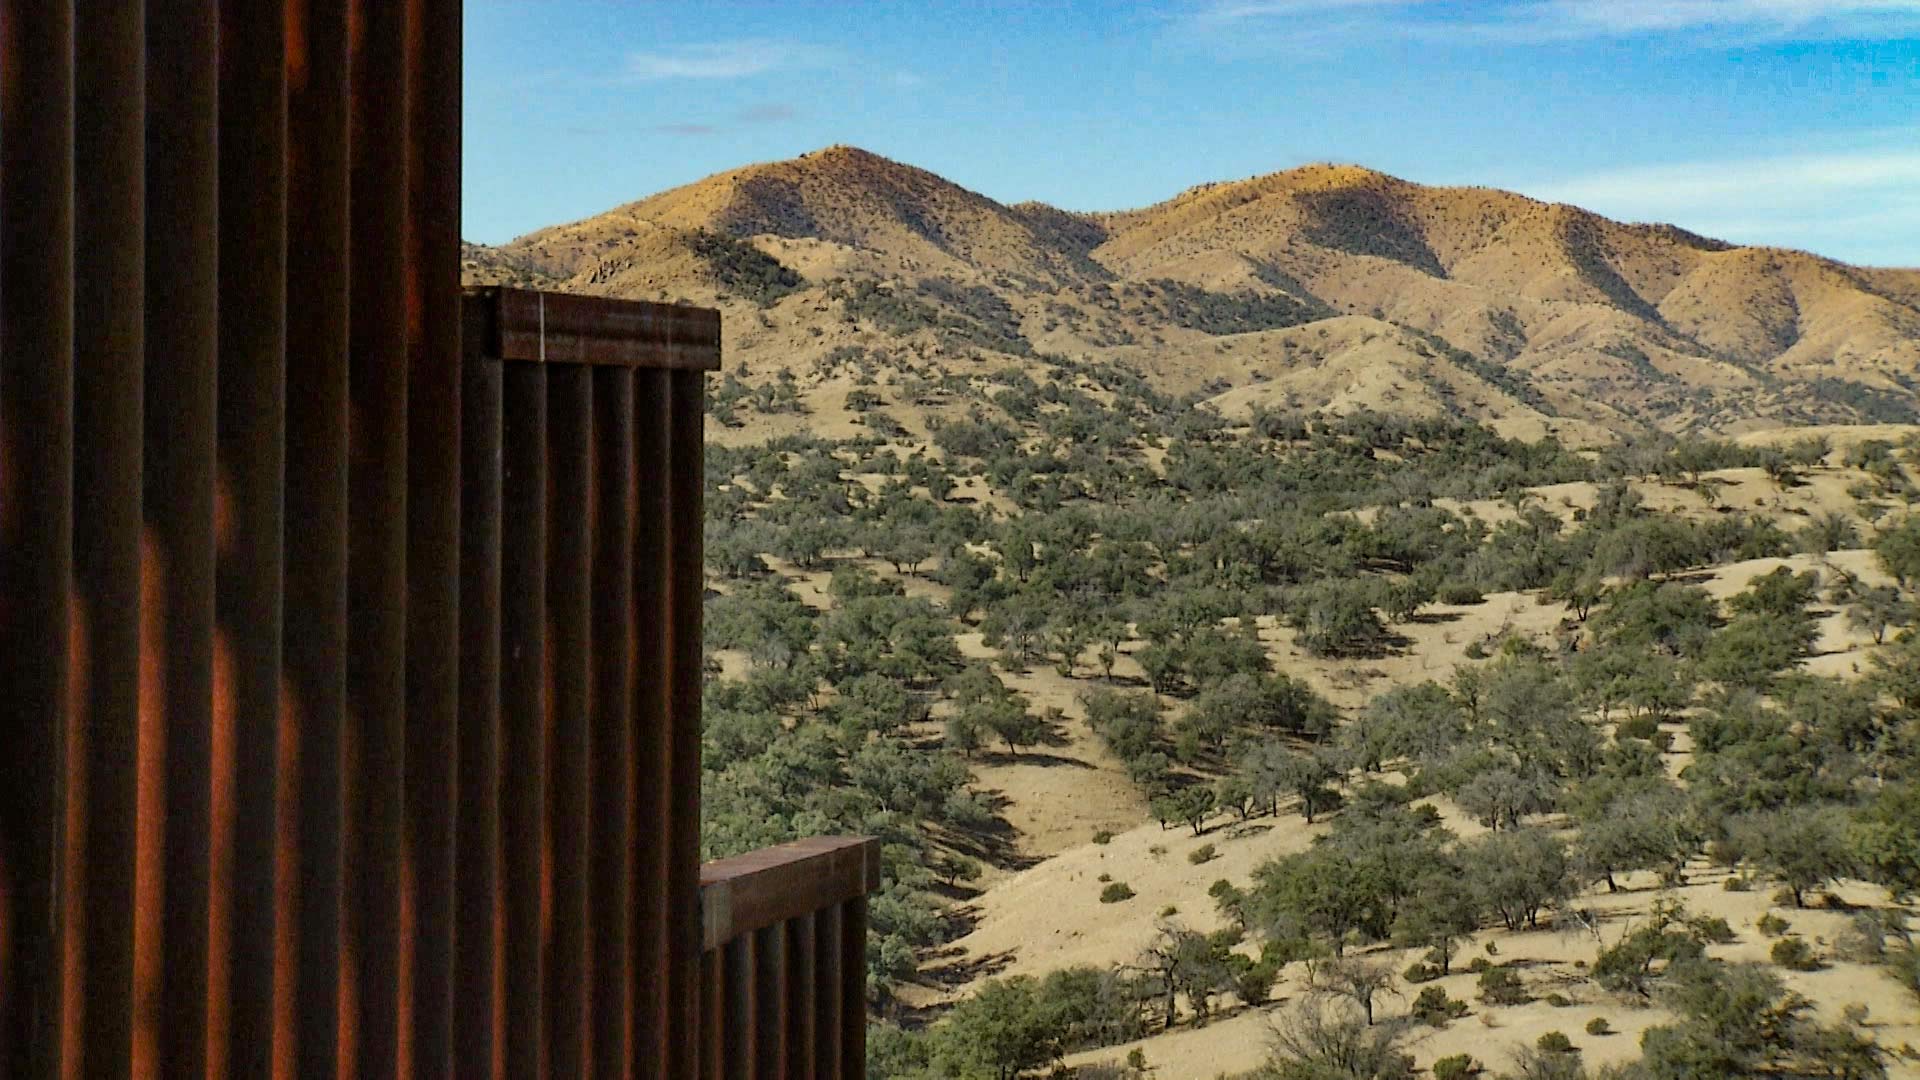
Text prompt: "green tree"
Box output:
[[1391, 865, 1481, 975], [1153, 785, 1217, 836], [1727, 807, 1856, 908], [1848, 585, 1913, 645], [1463, 827, 1573, 931], [1851, 783, 1920, 900], [1875, 513, 1920, 588], [932, 976, 1062, 1080]]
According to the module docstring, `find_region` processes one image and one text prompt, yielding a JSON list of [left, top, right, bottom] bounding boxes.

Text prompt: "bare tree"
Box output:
[[1306, 955, 1402, 1026]]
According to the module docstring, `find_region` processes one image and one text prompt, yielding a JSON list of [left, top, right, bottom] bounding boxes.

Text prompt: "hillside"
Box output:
[[465, 146, 1920, 442], [468, 150, 1920, 1080]]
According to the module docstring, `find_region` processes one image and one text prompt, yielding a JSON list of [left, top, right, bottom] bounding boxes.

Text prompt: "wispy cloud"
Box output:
[[735, 104, 798, 124], [1533, 146, 1920, 209], [1463, 0, 1920, 44], [649, 104, 805, 138], [624, 39, 837, 81], [1176, 0, 1920, 44], [1520, 139, 1920, 264]]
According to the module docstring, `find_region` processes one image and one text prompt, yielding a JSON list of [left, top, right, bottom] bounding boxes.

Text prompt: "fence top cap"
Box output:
[[466, 286, 721, 371]]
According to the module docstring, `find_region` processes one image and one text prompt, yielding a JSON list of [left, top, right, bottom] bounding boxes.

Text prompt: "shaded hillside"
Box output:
[[467, 148, 1920, 441]]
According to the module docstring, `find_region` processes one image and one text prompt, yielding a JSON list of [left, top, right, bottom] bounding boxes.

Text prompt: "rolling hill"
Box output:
[[465, 145, 1920, 444]]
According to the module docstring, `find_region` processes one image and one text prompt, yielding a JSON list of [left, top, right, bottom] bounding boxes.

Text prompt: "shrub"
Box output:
[[1467, 956, 1493, 974], [1545, 993, 1572, 1008], [1614, 714, 1660, 742], [1097, 872, 1112, 883], [1690, 916, 1736, 944], [1403, 961, 1441, 984], [1412, 986, 1470, 1026], [1477, 965, 1529, 1005], [1586, 1017, 1612, 1036], [1093, 829, 1114, 845], [1159, 905, 1179, 918], [1432, 1053, 1479, 1080], [1757, 912, 1791, 937], [1099, 882, 1135, 904], [1536, 1031, 1576, 1054], [1770, 936, 1819, 971], [1188, 843, 1218, 865]]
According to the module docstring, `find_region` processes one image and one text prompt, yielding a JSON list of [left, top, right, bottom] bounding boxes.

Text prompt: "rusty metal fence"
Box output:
[[0, 4, 876, 1077]]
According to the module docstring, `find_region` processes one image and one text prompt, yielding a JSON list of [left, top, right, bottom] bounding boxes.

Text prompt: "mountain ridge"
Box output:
[[466, 145, 1920, 443]]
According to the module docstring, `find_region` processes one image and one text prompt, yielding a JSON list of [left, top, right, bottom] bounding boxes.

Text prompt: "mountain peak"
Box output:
[[478, 150, 1920, 437]]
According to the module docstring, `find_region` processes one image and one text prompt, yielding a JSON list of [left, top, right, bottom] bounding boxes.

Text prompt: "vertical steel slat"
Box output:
[[500, 365, 548, 1078], [144, 2, 220, 1074], [283, 1, 353, 1074], [752, 925, 786, 1080], [71, 2, 145, 1072], [724, 936, 754, 1080], [346, 3, 411, 1075], [217, 3, 289, 1074], [0, 2, 74, 1076], [589, 367, 636, 1080], [629, 370, 672, 1076], [666, 370, 706, 1080], [545, 365, 593, 1078], [402, 1, 463, 1075], [815, 905, 842, 1080], [841, 897, 868, 1072], [788, 914, 816, 1080], [699, 947, 724, 1080], [455, 309, 504, 1080]]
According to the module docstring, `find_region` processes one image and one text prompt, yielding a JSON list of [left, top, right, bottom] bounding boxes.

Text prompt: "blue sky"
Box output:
[[465, 1, 1920, 267]]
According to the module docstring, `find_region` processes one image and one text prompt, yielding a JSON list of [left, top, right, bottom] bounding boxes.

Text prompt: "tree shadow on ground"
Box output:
[[919, 945, 1017, 991], [978, 749, 1096, 770]]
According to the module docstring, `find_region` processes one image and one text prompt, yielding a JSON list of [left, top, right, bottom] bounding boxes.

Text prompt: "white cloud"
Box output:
[[1177, 0, 1920, 42], [1532, 146, 1920, 209], [624, 39, 836, 81], [1471, 0, 1920, 43], [1520, 142, 1920, 265]]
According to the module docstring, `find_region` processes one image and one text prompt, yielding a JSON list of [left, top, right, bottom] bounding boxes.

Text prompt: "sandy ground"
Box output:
[[1060, 870, 1920, 1079], [713, 449, 1920, 1077]]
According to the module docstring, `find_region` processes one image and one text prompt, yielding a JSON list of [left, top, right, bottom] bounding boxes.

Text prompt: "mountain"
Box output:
[[465, 146, 1920, 443]]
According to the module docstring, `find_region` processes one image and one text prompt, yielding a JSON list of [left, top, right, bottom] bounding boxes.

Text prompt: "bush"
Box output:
[[1757, 912, 1791, 937], [1188, 843, 1218, 865], [1403, 961, 1441, 984], [1467, 956, 1493, 974], [1536, 1031, 1576, 1054], [1586, 1017, 1612, 1036], [1412, 985, 1470, 1026], [1099, 882, 1135, 904], [1691, 915, 1736, 944], [1614, 714, 1660, 741], [1770, 936, 1820, 970], [1432, 1053, 1479, 1080], [1478, 965, 1529, 1005], [1093, 829, 1114, 845], [1545, 992, 1572, 1007]]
